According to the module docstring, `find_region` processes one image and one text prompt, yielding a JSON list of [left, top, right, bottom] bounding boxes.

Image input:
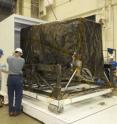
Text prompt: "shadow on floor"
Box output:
[[0, 106, 42, 124]]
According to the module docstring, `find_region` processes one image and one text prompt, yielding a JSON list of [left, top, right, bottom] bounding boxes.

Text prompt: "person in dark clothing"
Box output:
[[7, 48, 25, 116]]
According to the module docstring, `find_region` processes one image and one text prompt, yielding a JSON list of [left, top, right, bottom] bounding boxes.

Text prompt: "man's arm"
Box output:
[[1, 69, 9, 74], [1, 64, 9, 74]]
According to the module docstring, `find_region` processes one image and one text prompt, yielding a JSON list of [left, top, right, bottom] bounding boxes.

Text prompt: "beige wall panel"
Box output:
[[23, 0, 31, 17]]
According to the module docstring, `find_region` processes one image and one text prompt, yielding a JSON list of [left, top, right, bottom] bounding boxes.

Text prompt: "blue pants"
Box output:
[[7, 75, 23, 113]]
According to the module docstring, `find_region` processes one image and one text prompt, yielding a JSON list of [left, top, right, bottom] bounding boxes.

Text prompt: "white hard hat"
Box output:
[[15, 48, 23, 54]]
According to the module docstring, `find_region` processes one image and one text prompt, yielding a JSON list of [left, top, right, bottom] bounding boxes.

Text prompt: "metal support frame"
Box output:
[[51, 64, 62, 99], [23, 86, 113, 107]]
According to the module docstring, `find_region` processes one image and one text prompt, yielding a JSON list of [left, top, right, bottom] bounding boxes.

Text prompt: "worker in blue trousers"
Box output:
[[7, 48, 25, 116], [107, 48, 117, 85]]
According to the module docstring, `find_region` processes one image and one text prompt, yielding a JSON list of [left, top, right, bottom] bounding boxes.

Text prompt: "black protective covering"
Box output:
[[21, 18, 105, 95]]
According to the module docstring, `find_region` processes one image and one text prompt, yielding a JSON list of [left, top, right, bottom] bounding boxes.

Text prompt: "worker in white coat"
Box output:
[[0, 49, 4, 90]]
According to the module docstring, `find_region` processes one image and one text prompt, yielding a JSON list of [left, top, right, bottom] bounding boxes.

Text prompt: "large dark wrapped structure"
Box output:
[[21, 18, 107, 99]]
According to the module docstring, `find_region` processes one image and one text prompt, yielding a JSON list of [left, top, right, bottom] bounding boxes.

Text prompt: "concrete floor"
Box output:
[[113, 88, 117, 95], [0, 89, 117, 124], [0, 106, 42, 124]]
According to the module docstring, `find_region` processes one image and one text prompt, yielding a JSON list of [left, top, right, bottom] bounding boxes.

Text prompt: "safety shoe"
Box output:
[[14, 112, 21, 116], [9, 112, 14, 116]]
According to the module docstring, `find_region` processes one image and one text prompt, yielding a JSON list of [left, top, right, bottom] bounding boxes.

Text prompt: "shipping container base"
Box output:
[[22, 87, 113, 124]]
